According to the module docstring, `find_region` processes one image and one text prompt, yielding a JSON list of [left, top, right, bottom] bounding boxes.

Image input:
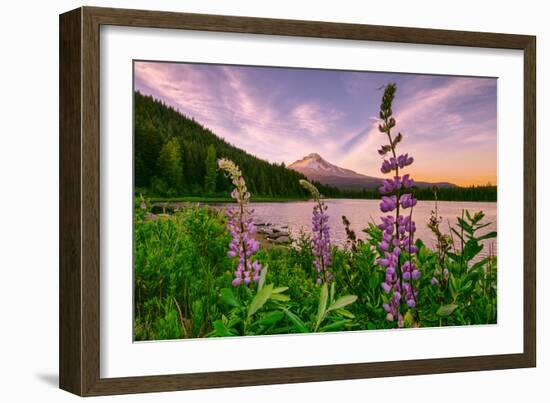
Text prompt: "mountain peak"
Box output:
[[288, 152, 456, 191], [304, 152, 323, 160], [288, 153, 380, 188]]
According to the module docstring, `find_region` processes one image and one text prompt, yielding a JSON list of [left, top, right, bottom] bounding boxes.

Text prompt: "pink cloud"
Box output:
[[341, 77, 496, 185], [135, 62, 496, 186]]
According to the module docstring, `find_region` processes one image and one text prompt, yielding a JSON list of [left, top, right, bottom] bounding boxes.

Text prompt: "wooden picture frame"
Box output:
[[59, 6, 536, 396]]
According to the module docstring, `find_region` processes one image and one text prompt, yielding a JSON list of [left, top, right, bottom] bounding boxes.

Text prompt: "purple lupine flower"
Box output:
[[402, 174, 414, 188], [379, 176, 404, 194], [380, 160, 392, 174], [375, 83, 420, 327], [400, 193, 418, 209], [300, 179, 333, 284], [380, 195, 398, 213], [379, 179, 394, 194], [397, 153, 414, 168], [218, 158, 262, 287]]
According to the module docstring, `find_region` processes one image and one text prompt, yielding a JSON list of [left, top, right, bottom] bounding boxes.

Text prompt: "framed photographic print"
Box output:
[[59, 6, 536, 396]]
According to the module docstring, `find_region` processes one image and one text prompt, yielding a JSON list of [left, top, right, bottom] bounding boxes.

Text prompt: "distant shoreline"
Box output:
[[147, 196, 308, 203], [144, 195, 497, 204]]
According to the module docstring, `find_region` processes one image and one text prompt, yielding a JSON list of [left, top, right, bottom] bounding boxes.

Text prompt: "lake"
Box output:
[[212, 199, 497, 255]]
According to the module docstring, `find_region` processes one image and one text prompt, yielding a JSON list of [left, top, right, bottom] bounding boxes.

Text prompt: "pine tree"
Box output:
[[158, 137, 183, 192], [204, 144, 217, 195]]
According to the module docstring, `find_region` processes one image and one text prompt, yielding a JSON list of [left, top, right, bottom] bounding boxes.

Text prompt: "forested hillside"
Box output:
[[134, 91, 340, 198], [134, 92, 496, 202]]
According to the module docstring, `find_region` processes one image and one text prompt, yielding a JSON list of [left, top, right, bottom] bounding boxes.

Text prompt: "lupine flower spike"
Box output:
[[376, 84, 420, 327], [300, 179, 333, 284], [218, 158, 262, 287]]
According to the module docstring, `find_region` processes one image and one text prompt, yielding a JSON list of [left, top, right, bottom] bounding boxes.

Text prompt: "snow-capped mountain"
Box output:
[[288, 153, 382, 189], [288, 153, 455, 190]]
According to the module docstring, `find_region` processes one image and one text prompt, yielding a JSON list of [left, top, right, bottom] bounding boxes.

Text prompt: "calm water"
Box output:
[[214, 199, 497, 255]]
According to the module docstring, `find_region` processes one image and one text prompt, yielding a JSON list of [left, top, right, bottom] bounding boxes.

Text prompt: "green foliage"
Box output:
[[312, 283, 357, 331], [410, 209, 497, 327], [157, 137, 183, 195], [134, 206, 232, 339], [134, 203, 497, 340], [204, 144, 217, 195]]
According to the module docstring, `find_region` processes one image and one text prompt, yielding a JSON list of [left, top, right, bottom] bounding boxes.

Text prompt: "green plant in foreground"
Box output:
[[282, 282, 358, 333], [210, 266, 292, 336], [133, 204, 496, 340]]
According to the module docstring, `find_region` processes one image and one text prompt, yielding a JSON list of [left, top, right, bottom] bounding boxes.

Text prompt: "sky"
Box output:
[[134, 61, 497, 186]]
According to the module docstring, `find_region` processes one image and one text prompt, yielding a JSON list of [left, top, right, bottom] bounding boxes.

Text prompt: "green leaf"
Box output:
[[220, 288, 241, 308], [327, 295, 358, 312], [437, 304, 458, 317], [461, 280, 473, 292], [449, 274, 459, 300], [316, 283, 329, 330], [253, 311, 284, 326], [447, 251, 459, 262], [270, 293, 290, 302], [272, 286, 289, 294], [213, 320, 235, 337], [247, 284, 273, 318], [335, 308, 355, 319], [471, 222, 492, 233], [320, 319, 349, 332], [283, 309, 309, 333], [258, 264, 268, 291], [451, 228, 464, 243], [403, 310, 415, 328], [471, 257, 491, 271], [463, 239, 483, 262], [417, 245, 430, 263], [476, 231, 497, 241]]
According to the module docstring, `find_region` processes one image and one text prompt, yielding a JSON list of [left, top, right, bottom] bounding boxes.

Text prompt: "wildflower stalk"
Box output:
[[218, 158, 262, 287], [342, 215, 359, 253], [427, 187, 453, 287], [376, 83, 419, 327], [300, 179, 333, 284]]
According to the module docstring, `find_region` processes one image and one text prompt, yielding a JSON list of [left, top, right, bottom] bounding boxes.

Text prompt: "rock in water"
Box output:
[[273, 236, 291, 244]]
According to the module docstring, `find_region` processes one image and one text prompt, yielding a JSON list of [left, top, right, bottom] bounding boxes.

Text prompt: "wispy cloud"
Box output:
[[135, 62, 497, 186], [341, 76, 497, 185]]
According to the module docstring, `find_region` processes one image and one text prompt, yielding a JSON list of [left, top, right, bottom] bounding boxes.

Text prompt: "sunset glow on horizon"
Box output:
[[134, 61, 497, 187]]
